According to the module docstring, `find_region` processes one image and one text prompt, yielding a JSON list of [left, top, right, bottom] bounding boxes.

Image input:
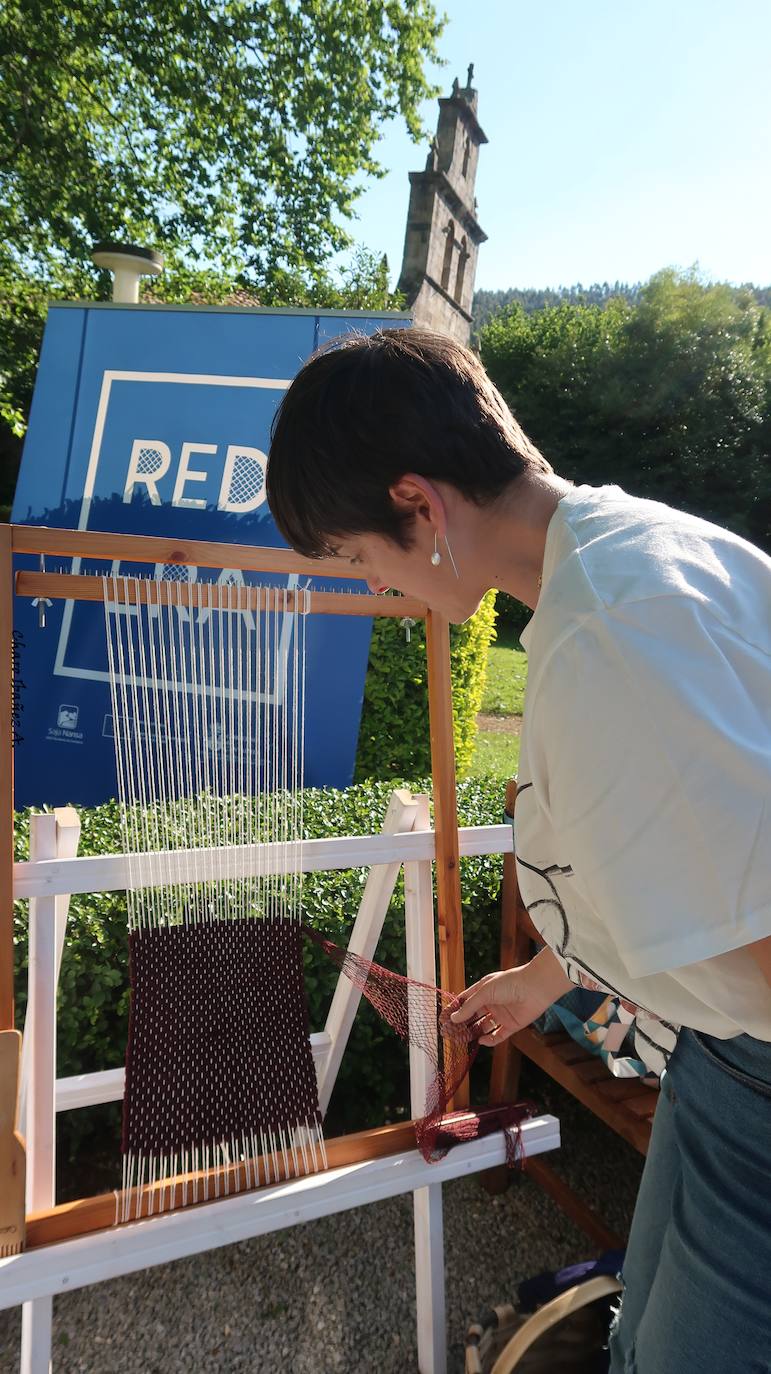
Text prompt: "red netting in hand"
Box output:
[[303, 926, 537, 1164]]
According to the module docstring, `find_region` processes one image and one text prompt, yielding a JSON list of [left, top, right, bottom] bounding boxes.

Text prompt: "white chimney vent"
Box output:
[[91, 241, 164, 303]]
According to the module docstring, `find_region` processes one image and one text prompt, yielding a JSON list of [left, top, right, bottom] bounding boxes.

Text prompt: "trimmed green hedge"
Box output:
[[355, 591, 498, 780], [13, 777, 508, 1164]]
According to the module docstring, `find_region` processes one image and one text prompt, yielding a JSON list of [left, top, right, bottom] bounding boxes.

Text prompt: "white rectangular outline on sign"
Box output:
[[53, 371, 294, 705]]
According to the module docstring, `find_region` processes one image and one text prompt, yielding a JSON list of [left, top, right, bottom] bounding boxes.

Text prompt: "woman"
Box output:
[[266, 326, 771, 1374]]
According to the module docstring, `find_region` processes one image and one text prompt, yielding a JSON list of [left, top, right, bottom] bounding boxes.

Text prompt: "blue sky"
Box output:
[[344, 0, 771, 292]]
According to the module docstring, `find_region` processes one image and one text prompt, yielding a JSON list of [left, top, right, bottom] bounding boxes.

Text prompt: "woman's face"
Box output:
[[330, 529, 486, 624]]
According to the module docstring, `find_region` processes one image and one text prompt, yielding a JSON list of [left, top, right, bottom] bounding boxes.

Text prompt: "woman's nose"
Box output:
[[367, 578, 389, 594]]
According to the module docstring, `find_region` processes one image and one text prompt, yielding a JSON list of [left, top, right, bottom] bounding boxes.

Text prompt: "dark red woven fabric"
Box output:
[[124, 921, 321, 1155]]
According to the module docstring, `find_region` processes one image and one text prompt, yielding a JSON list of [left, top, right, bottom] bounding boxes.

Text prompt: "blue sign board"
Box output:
[[12, 303, 410, 807]]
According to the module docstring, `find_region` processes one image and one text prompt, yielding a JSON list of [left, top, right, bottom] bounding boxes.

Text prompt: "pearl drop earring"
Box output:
[[431, 533, 441, 566]]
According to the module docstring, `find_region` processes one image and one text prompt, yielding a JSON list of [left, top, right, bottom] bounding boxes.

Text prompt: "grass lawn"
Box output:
[[470, 728, 521, 778], [480, 624, 528, 716], [469, 623, 528, 779]]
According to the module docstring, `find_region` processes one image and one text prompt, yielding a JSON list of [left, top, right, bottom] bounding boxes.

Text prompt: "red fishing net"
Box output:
[[303, 925, 537, 1165]]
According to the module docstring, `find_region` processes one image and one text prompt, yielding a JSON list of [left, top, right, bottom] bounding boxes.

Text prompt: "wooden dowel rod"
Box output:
[[425, 612, 465, 995], [0, 526, 14, 1029], [25, 1105, 521, 1249], [15, 572, 427, 620], [425, 610, 467, 1110], [26, 1120, 418, 1247], [10, 525, 344, 578]]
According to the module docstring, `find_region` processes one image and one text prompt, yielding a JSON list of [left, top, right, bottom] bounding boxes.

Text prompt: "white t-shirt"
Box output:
[[515, 484, 771, 1074]]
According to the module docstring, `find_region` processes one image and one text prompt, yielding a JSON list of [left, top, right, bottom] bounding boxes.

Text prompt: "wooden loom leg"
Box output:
[[405, 795, 447, 1374], [0, 528, 26, 1268], [0, 1030, 25, 1254], [19, 1293, 51, 1373], [413, 1187, 445, 1374], [425, 611, 467, 1111], [0, 524, 14, 1031], [20, 807, 81, 1135]]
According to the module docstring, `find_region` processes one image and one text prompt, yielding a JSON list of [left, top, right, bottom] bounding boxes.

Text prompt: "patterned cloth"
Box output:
[[569, 994, 654, 1081], [540, 987, 659, 1082]]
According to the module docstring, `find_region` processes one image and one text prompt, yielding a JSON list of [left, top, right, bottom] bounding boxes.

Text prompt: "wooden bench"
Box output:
[[486, 781, 659, 1249]]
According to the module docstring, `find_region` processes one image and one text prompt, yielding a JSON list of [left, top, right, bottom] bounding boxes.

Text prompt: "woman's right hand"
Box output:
[[444, 946, 575, 1046]]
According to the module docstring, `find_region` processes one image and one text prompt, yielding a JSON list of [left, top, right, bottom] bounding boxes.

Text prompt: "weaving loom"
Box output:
[[104, 575, 327, 1218], [0, 526, 560, 1374]]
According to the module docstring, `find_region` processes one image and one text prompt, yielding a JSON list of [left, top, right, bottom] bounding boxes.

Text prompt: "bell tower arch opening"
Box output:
[[441, 220, 456, 291], [454, 236, 468, 304]]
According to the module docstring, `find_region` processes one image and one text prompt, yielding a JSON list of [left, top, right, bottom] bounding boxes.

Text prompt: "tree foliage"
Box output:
[[480, 270, 771, 551], [1, 0, 439, 490], [472, 281, 644, 341], [472, 279, 771, 342], [0, 0, 443, 280]]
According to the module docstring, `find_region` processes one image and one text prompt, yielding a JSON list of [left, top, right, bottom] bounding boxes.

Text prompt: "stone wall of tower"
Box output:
[[397, 73, 487, 346], [436, 100, 482, 195], [407, 277, 472, 343]]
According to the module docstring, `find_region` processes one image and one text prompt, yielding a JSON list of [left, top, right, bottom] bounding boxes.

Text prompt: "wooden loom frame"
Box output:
[[0, 526, 560, 1374]]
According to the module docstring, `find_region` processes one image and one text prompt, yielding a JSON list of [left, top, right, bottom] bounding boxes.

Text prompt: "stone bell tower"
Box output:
[[397, 65, 488, 344]]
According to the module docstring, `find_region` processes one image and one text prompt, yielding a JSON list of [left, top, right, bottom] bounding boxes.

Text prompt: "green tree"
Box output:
[[481, 270, 771, 551], [471, 279, 771, 343], [0, 0, 442, 281], [142, 246, 399, 313], [1, 1, 438, 495], [471, 281, 644, 341]]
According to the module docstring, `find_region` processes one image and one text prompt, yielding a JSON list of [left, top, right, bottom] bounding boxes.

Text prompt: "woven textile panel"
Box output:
[[124, 920, 321, 1156]]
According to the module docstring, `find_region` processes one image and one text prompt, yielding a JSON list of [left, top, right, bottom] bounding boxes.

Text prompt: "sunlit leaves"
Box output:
[[481, 270, 771, 551], [355, 591, 498, 783], [0, 0, 443, 279]]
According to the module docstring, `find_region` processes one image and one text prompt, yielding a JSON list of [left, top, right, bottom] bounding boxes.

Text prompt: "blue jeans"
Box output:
[[609, 1027, 771, 1373]]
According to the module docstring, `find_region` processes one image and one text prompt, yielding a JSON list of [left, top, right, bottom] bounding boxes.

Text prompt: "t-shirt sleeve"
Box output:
[[528, 596, 771, 979]]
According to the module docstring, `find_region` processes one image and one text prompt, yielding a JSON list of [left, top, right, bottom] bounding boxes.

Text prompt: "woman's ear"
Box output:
[[388, 474, 445, 532]]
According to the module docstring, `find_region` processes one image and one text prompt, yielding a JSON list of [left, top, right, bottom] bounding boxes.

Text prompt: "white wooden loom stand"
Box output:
[[3, 791, 559, 1373]]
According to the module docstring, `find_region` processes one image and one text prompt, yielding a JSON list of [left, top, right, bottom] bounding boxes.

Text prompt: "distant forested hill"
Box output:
[[472, 281, 771, 340]]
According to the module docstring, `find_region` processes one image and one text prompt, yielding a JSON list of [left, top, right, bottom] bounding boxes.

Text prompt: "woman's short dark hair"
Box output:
[[266, 326, 551, 557]]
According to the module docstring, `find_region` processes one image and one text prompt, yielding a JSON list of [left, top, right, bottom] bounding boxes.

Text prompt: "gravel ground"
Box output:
[[0, 1070, 645, 1373]]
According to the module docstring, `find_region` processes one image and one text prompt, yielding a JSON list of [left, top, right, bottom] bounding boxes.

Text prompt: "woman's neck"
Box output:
[[470, 470, 573, 610]]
